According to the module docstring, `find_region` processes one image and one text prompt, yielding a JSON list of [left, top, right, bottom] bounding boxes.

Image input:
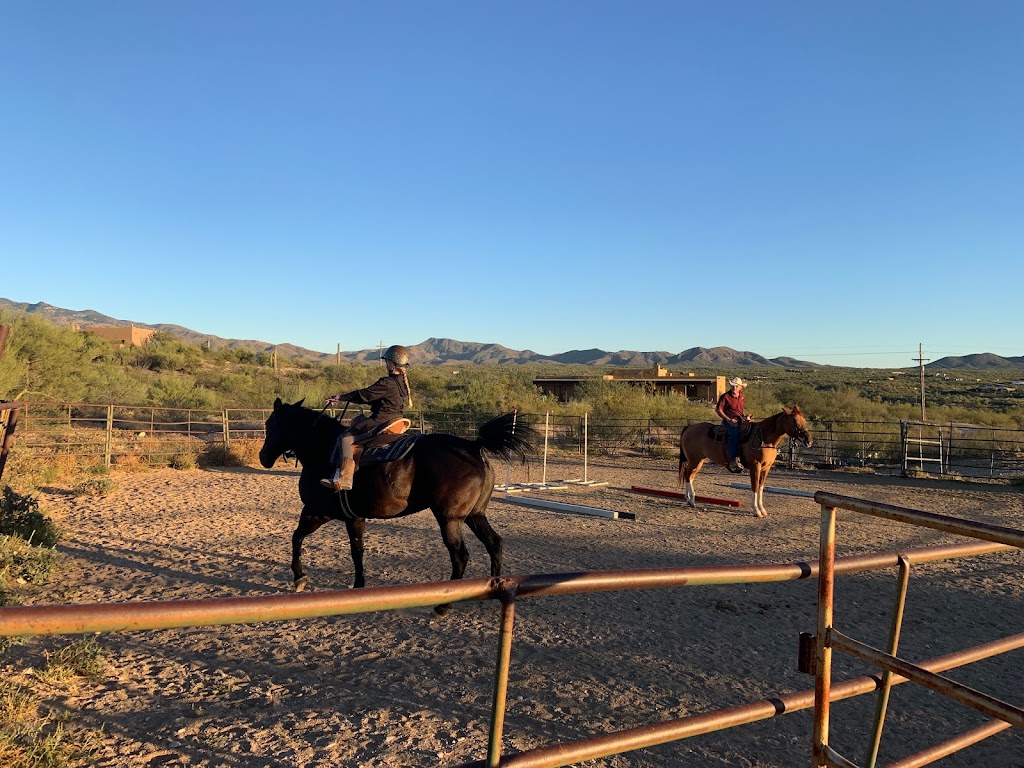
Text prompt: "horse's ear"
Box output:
[[783, 406, 793, 415], [792, 404, 802, 415], [273, 397, 283, 410], [296, 398, 305, 407]]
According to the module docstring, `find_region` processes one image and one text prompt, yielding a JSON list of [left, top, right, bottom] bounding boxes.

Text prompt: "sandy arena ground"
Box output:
[[6, 452, 1023, 767]]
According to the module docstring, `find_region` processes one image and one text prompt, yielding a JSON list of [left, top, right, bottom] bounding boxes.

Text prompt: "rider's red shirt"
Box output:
[[717, 390, 745, 421]]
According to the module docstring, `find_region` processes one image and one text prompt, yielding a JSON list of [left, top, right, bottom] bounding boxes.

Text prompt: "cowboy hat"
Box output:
[[728, 377, 746, 387]]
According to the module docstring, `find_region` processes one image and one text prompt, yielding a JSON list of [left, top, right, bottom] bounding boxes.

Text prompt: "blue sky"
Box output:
[[1, 2, 1020, 368]]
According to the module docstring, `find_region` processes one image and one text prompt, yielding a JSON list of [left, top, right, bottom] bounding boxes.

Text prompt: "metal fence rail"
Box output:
[[0, 533, 1017, 767], [8, 401, 1024, 479]]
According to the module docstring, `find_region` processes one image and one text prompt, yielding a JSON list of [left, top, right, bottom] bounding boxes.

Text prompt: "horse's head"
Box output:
[[783, 405, 813, 447], [259, 397, 305, 468]]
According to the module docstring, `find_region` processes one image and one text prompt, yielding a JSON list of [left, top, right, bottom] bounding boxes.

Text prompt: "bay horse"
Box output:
[[259, 398, 535, 612], [677, 406, 813, 518]]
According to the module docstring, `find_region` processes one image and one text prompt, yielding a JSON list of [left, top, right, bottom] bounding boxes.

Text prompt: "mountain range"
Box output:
[[2, 297, 1022, 370]]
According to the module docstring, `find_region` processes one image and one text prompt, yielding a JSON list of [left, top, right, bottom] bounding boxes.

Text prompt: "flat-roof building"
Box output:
[[81, 325, 156, 347], [534, 365, 726, 403]]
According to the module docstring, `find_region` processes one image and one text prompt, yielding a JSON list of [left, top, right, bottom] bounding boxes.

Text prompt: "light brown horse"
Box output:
[[677, 406, 813, 517]]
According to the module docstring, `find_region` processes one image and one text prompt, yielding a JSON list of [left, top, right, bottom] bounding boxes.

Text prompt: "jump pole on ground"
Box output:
[[503, 495, 635, 521], [728, 482, 815, 498], [630, 486, 742, 508]]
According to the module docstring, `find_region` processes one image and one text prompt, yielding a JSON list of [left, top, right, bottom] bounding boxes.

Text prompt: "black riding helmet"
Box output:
[[382, 345, 410, 367]]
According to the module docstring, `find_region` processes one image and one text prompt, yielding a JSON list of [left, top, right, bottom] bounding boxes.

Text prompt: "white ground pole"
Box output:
[[728, 482, 815, 498], [502, 495, 635, 521], [562, 411, 608, 487]]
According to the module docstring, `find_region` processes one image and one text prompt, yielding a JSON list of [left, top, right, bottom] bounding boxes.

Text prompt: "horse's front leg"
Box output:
[[292, 510, 330, 592], [345, 517, 366, 589], [750, 465, 769, 518]]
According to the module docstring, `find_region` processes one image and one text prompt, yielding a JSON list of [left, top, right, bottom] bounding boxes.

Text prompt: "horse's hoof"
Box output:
[[294, 576, 309, 592]]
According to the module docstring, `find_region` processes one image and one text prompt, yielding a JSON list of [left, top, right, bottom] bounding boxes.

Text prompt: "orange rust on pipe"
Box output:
[[0, 541, 1011, 638], [814, 491, 1024, 549], [630, 485, 741, 507], [885, 720, 1012, 768]]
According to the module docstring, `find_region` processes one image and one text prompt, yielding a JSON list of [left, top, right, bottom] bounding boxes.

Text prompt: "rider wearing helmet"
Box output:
[[320, 345, 413, 491]]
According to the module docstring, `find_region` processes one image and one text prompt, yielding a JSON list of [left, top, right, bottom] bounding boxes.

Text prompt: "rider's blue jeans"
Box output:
[[724, 421, 740, 461]]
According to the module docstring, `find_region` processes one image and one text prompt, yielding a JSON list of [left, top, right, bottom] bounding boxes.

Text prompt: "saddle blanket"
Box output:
[[360, 434, 419, 466]]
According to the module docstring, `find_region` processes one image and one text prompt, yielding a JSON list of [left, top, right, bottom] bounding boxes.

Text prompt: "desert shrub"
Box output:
[[0, 535, 58, 605], [169, 451, 198, 470], [227, 438, 262, 467], [70, 478, 115, 498], [0, 677, 102, 768], [40, 637, 106, 683], [110, 453, 147, 472], [147, 375, 218, 409], [0, 488, 60, 548]]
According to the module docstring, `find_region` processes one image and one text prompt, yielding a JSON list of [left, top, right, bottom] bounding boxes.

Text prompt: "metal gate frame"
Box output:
[[811, 492, 1024, 768]]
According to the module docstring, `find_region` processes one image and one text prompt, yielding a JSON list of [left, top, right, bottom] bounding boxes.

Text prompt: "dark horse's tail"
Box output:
[[476, 413, 537, 464]]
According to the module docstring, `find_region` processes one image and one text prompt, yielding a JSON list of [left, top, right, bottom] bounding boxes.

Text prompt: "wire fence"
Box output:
[[8, 401, 1024, 479]]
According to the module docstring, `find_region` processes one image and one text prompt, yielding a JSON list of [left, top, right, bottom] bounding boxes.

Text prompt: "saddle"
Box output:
[[707, 421, 762, 451], [352, 418, 418, 469]]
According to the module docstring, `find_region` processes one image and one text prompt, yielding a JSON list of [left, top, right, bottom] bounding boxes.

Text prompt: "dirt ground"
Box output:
[[6, 452, 1023, 767]]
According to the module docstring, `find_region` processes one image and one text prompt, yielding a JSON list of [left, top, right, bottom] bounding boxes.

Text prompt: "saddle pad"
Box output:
[[360, 434, 419, 466]]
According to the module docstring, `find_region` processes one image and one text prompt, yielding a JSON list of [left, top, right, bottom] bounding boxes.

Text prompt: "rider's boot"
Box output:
[[335, 457, 356, 491], [320, 457, 356, 491], [728, 457, 743, 473]]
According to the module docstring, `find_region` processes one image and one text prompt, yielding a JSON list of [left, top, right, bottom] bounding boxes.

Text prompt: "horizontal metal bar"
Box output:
[[830, 630, 1024, 728], [882, 719, 1013, 768], [814, 492, 1024, 548], [454, 633, 1024, 768], [0, 541, 1012, 638]]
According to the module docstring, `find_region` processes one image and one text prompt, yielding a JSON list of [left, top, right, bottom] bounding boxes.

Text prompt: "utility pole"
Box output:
[[913, 342, 929, 422], [336, 343, 341, 366]]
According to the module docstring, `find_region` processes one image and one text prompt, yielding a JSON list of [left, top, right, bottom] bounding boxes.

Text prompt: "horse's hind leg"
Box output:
[[681, 459, 706, 508], [291, 510, 330, 592], [465, 513, 504, 577], [431, 513, 472, 616]]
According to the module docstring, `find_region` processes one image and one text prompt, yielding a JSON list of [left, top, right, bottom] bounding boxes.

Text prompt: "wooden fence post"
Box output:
[[104, 405, 114, 468], [222, 410, 230, 452]]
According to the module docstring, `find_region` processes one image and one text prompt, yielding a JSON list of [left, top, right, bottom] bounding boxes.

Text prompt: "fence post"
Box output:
[[222, 410, 230, 452], [104, 405, 113, 469]]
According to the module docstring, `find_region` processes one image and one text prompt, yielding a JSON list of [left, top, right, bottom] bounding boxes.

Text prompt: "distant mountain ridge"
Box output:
[[2, 297, 1021, 370]]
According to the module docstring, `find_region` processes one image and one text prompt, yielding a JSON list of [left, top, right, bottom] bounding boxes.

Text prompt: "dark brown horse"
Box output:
[[677, 406, 813, 517], [259, 399, 535, 611]]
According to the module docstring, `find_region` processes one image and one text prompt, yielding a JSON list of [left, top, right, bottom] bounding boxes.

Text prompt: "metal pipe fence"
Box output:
[[8, 401, 1024, 479], [810, 491, 1024, 768], [0, 531, 1017, 767]]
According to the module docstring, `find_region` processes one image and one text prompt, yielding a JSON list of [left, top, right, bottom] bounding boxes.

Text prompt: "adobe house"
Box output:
[[534, 365, 726, 403], [81, 324, 156, 347]]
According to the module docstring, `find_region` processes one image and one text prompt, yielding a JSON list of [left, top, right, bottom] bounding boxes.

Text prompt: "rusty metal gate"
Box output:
[[0, 494, 1020, 767]]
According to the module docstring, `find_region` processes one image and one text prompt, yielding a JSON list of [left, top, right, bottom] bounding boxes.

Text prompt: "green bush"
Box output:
[[0, 488, 59, 548], [40, 637, 106, 682]]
